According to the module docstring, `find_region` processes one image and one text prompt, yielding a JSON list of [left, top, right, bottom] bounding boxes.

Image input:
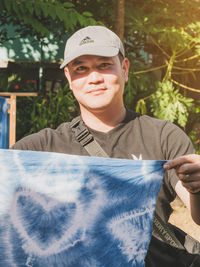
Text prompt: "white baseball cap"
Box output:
[[60, 26, 125, 69]]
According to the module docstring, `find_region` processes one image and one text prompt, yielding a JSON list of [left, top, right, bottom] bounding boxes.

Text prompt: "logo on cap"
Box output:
[[79, 36, 94, 46]]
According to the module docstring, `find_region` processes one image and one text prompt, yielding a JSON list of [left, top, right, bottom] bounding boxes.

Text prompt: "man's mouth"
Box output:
[[88, 88, 107, 95]]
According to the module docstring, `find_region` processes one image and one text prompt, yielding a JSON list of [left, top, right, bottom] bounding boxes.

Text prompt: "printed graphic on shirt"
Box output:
[[131, 154, 143, 160], [0, 149, 164, 267]]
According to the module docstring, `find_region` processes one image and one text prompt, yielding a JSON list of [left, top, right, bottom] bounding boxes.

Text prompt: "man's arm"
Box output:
[[163, 154, 200, 225]]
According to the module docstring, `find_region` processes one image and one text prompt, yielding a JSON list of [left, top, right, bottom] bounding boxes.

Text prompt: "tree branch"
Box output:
[[175, 42, 196, 58], [175, 54, 200, 63], [171, 79, 200, 93], [131, 64, 167, 75], [148, 35, 170, 59], [173, 66, 200, 72]]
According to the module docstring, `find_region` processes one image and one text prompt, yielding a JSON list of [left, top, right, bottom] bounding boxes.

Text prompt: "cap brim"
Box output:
[[60, 46, 119, 69]]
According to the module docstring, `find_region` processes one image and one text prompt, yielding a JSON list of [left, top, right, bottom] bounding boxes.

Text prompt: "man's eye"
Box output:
[[99, 63, 111, 69], [76, 66, 87, 72]]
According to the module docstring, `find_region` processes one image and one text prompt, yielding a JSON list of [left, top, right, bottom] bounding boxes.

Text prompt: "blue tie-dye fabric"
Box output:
[[0, 97, 9, 149], [0, 149, 165, 267]]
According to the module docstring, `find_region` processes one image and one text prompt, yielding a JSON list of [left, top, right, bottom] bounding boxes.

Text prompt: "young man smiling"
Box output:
[[64, 54, 129, 132], [13, 26, 200, 266]]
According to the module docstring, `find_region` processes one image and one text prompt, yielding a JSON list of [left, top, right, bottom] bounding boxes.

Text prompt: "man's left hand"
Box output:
[[163, 154, 200, 194]]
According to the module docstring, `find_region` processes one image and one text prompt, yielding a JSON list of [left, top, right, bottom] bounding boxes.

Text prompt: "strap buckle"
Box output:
[[70, 117, 93, 146]]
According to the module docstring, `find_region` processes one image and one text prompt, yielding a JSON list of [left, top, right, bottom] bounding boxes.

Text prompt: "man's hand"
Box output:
[[163, 154, 200, 194]]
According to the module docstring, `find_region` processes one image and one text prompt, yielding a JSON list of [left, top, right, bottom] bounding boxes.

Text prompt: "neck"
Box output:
[[80, 105, 126, 132]]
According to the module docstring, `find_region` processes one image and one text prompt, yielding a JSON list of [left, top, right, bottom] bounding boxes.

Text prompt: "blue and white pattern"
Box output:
[[0, 149, 165, 267], [0, 97, 9, 149]]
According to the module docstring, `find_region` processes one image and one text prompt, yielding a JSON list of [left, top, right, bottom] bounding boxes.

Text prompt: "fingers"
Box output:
[[163, 154, 200, 194], [177, 163, 200, 175], [163, 154, 200, 170], [178, 172, 200, 193], [178, 172, 200, 183], [180, 180, 200, 194]]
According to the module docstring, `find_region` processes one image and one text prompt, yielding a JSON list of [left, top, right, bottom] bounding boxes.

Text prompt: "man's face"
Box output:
[[64, 55, 129, 113]]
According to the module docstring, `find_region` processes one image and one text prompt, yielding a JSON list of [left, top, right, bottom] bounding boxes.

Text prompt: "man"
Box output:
[[13, 26, 200, 265]]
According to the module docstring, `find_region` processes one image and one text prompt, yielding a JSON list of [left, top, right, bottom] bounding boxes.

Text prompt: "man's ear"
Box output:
[[122, 58, 130, 82], [64, 66, 72, 90]]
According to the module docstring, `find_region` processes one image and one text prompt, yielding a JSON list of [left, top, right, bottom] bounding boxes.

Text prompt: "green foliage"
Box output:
[[0, 0, 99, 43], [124, 0, 200, 151], [189, 130, 200, 154], [125, 0, 200, 81], [185, 102, 200, 153], [124, 60, 157, 110], [16, 97, 34, 141], [70, 0, 114, 29], [150, 81, 193, 127], [135, 99, 147, 114], [0, 73, 9, 90], [28, 85, 79, 134]]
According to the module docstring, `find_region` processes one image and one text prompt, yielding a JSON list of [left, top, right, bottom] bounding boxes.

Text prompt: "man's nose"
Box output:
[[88, 71, 104, 84]]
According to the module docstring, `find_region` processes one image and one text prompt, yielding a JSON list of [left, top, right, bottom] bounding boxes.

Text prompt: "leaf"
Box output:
[[136, 99, 147, 114], [12, 1, 20, 14], [82, 11, 93, 17], [63, 2, 74, 8], [150, 81, 194, 126], [55, 6, 63, 20], [26, 1, 34, 15], [4, 0, 11, 12], [67, 11, 78, 29], [195, 45, 200, 55], [41, 2, 49, 17], [34, 3, 41, 17]]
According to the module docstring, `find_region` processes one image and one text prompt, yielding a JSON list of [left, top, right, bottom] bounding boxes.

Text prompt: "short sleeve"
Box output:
[[11, 130, 48, 151], [161, 121, 195, 189]]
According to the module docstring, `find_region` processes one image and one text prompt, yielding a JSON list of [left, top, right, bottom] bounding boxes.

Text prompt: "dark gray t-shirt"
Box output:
[[12, 110, 194, 222]]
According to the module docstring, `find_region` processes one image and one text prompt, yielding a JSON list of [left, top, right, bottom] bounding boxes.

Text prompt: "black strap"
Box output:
[[152, 212, 184, 249], [70, 115, 185, 250], [70, 116, 109, 158]]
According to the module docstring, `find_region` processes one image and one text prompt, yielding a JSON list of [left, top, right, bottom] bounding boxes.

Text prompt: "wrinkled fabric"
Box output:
[[0, 97, 9, 149], [0, 149, 165, 267]]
